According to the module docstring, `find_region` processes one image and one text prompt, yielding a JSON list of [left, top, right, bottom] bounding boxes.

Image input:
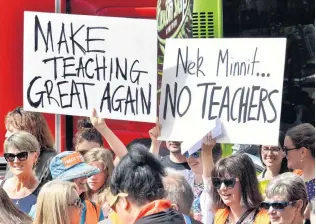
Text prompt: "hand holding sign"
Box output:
[[149, 118, 162, 145], [202, 132, 216, 152], [90, 108, 108, 132]]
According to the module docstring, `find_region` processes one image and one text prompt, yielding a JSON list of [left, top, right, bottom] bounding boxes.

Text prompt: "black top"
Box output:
[[135, 209, 202, 224], [160, 156, 191, 171]]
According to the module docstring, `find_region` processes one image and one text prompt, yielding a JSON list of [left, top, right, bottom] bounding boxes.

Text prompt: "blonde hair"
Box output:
[[83, 147, 114, 204], [33, 180, 77, 224], [5, 107, 55, 151], [4, 131, 40, 153]]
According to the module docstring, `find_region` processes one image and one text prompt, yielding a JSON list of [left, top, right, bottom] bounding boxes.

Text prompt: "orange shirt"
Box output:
[[214, 208, 270, 224]]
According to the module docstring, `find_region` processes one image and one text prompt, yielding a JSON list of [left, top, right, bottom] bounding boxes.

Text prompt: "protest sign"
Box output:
[[23, 11, 157, 122], [159, 38, 286, 145]]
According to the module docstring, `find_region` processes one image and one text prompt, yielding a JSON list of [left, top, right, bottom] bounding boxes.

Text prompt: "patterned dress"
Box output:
[[306, 178, 315, 201]]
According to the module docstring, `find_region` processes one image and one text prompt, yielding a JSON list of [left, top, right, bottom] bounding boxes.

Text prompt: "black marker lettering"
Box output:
[[86, 27, 108, 53], [177, 86, 191, 117], [34, 15, 54, 52]]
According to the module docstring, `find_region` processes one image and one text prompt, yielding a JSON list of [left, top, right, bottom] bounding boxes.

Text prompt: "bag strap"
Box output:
[[235, 209, 254, 224], [183, 214, 192, 224]]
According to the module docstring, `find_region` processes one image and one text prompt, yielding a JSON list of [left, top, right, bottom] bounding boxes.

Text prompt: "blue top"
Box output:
[[12, 193, 38, 214], [306, 178, 315, 201]]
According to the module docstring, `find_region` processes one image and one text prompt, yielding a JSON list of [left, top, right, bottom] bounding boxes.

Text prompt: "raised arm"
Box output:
[[90, 109, 128, 159], [201, 132, 216, 179], [149, 118, 161, 156]]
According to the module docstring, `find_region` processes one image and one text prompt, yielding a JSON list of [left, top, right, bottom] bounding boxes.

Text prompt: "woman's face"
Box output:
[[261, 145, 284, 168], [72, 177, 88, 195], [5, 147, 37, 176], [215, 174, 242, 207], [76, 140, 101, 152], [186, 151, 203, 175], [87, 162, 107, 192], [68, 189, 82, 224], [265, 195, 302, 224], [283, 136, 302, 170]]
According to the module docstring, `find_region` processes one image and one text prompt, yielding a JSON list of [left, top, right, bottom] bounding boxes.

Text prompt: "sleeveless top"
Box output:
[[0, 179, 39, 214]]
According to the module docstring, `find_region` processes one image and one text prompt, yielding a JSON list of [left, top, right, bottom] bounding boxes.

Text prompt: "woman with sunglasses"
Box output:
[[183, 134, 222, 223], [34, 180, 82, 224], [284, 123, 315, 202], [4, 107, 56, 188], [209, 154, 269, 223], [0, 131, 40, 214], [262, 172, 308, 224]]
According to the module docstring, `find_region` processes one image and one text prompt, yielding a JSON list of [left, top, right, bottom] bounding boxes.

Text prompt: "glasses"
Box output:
[[283, 146, 298, 156], [184, 150, 201, 159], [260, 201, 296, 210], [69, 198, 83, 209], [212, 177, 238, 189], [4, 151, 36, 162], [262, 147, 281, 153]]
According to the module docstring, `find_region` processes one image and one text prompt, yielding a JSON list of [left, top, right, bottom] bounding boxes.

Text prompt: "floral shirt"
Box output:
[[192, 182, 204, 222]]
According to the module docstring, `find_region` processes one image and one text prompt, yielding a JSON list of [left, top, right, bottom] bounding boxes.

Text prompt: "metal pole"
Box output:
[[55, 0, 62, 152]]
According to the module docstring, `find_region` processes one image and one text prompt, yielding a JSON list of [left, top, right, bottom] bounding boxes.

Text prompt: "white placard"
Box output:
[[23, 11, 157, 123], [159, 38, 286, 145]]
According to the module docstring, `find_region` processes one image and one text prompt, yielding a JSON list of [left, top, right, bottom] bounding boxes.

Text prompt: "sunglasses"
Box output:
[[260, 201, 296, 210], [69, 198, 83, 209], [283, 146, 298, 156], [4, 151, 36, 162], [184, 150, 201, 159], [212, 177, 237, 189]]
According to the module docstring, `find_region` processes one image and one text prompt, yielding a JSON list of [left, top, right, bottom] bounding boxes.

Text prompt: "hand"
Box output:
[[90, 108, 108, 131], [202, 132, 216, 152], [149, 118, 161, 143]]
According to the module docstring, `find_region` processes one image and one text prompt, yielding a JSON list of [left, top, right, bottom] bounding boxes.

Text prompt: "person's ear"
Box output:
[[295, 199, 304, 213]]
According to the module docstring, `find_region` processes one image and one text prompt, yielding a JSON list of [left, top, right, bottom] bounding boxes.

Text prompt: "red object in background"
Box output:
[[0, 0, 157, 156], [0, 1, 57, 156], [69, 0, 157, 149]]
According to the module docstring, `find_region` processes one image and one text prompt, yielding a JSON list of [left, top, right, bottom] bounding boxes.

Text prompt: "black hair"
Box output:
[[286, 123, 315, 159], [211, 153, 263, 210], [259, 131, 290, 174], [126, 138, 151, 152], [74, 118, 103, 149], [110, 148, 165, 206]]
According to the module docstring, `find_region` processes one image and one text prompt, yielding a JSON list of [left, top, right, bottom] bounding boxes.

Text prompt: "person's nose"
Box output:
[[220, 182, 227, 190], [268, 206, 276, 214], [14, 156, 19, 163]]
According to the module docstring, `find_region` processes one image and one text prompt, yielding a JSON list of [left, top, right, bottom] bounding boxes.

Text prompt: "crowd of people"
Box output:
[[0, 106, 314, 224]]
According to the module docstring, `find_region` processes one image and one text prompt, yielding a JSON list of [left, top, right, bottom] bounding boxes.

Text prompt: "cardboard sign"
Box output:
[[23, 12, 157, 123], [159, 38, 286, 145]]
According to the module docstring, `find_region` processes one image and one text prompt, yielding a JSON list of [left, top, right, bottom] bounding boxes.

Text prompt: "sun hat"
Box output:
[[50, 151, 100, 181]]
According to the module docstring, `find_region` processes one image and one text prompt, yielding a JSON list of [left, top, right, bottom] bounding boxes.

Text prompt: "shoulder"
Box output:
[[214, 208, 229, 222], [39, 149, 57, 159]]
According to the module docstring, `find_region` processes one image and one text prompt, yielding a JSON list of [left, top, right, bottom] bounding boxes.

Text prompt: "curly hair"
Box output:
[[5, 107, 54, 151]]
